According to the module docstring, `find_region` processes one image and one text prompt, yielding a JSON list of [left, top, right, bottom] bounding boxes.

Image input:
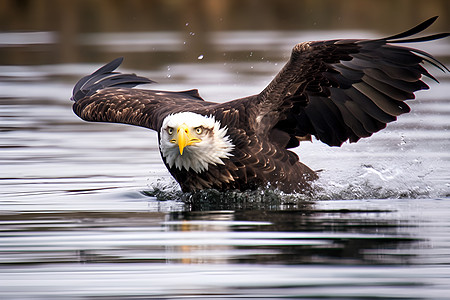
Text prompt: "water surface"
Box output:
[[1, 28, 450, 299]]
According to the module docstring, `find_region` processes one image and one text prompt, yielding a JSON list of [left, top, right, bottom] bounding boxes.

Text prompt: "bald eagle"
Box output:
[[71, 17, 448, 193]]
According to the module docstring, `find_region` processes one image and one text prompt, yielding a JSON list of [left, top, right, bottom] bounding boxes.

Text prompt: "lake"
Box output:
[[1, 22, 450, 299]]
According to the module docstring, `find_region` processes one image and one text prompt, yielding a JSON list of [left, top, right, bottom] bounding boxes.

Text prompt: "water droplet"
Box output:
[[197, 54, 204, 60], [398, 135, 407, 150], [185, 22, 189, 26]]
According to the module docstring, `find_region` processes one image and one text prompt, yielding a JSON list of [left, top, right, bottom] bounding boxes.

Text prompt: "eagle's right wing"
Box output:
[[71, 58, 209, 131]]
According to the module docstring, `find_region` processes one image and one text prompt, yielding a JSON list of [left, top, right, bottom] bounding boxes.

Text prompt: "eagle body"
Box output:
[[71, 17, 448, 194], [158, 107, 318, 193]]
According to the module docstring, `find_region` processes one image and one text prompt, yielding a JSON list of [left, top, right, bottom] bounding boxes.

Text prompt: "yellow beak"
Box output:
[[173, 124, 201, 155]]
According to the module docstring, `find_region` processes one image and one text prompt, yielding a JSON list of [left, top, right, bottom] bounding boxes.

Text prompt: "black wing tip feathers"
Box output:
[[380, 16, 449, 78], [71, 57, 154, 102], [383, 16, 440, 41], [382, 16, 449, 48], [370, 16, 449, 51]]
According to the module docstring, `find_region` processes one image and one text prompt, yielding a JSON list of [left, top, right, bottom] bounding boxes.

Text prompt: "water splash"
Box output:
[[312, 160, 439, 200], [143, 158, 446, 207]]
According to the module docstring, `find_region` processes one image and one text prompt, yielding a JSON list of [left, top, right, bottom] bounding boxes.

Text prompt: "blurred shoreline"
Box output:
[[0, 0, 449, 64]]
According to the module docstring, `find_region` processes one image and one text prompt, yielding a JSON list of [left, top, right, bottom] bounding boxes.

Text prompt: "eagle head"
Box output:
[[159, 112, 234, 173]]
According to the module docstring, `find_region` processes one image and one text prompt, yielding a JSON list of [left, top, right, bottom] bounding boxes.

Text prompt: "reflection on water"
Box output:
[[0, 200, 439, 267], [2, 199, 450, 298], [1, 12, 450, 299]]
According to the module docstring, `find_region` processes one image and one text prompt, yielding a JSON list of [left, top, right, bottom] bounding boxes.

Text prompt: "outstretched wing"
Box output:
[[71, 57, 210, 131], [257, 16, 449, 147]]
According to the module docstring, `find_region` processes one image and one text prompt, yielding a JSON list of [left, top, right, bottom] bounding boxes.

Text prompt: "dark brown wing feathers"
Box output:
[[71, 57, 214, 131], [71, 57, 154, 101], [73, 88, 210, 130], [71, 57, 213, 131], [72, 17, 448, 147], [260, 16, 448, 147]]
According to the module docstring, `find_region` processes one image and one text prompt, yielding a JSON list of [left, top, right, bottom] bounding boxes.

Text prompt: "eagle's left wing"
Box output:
[[257, 16, 449, 148]]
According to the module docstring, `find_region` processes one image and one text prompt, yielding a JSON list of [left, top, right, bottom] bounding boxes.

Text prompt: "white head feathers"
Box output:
[[159, 112, 234, 173]]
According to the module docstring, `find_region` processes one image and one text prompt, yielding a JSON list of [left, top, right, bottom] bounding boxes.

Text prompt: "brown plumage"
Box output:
[[71, 17, 448, 193]]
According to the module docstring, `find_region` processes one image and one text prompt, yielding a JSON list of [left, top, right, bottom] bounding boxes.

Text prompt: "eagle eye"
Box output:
[[167, 127, 174, 135], [195, 127, 203, 135]]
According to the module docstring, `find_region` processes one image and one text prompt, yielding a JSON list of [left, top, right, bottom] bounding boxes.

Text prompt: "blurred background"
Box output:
[[1, 0, 449, 66]]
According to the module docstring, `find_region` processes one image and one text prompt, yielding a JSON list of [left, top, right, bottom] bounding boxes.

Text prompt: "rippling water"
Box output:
[[1, 29, 450, 299]]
